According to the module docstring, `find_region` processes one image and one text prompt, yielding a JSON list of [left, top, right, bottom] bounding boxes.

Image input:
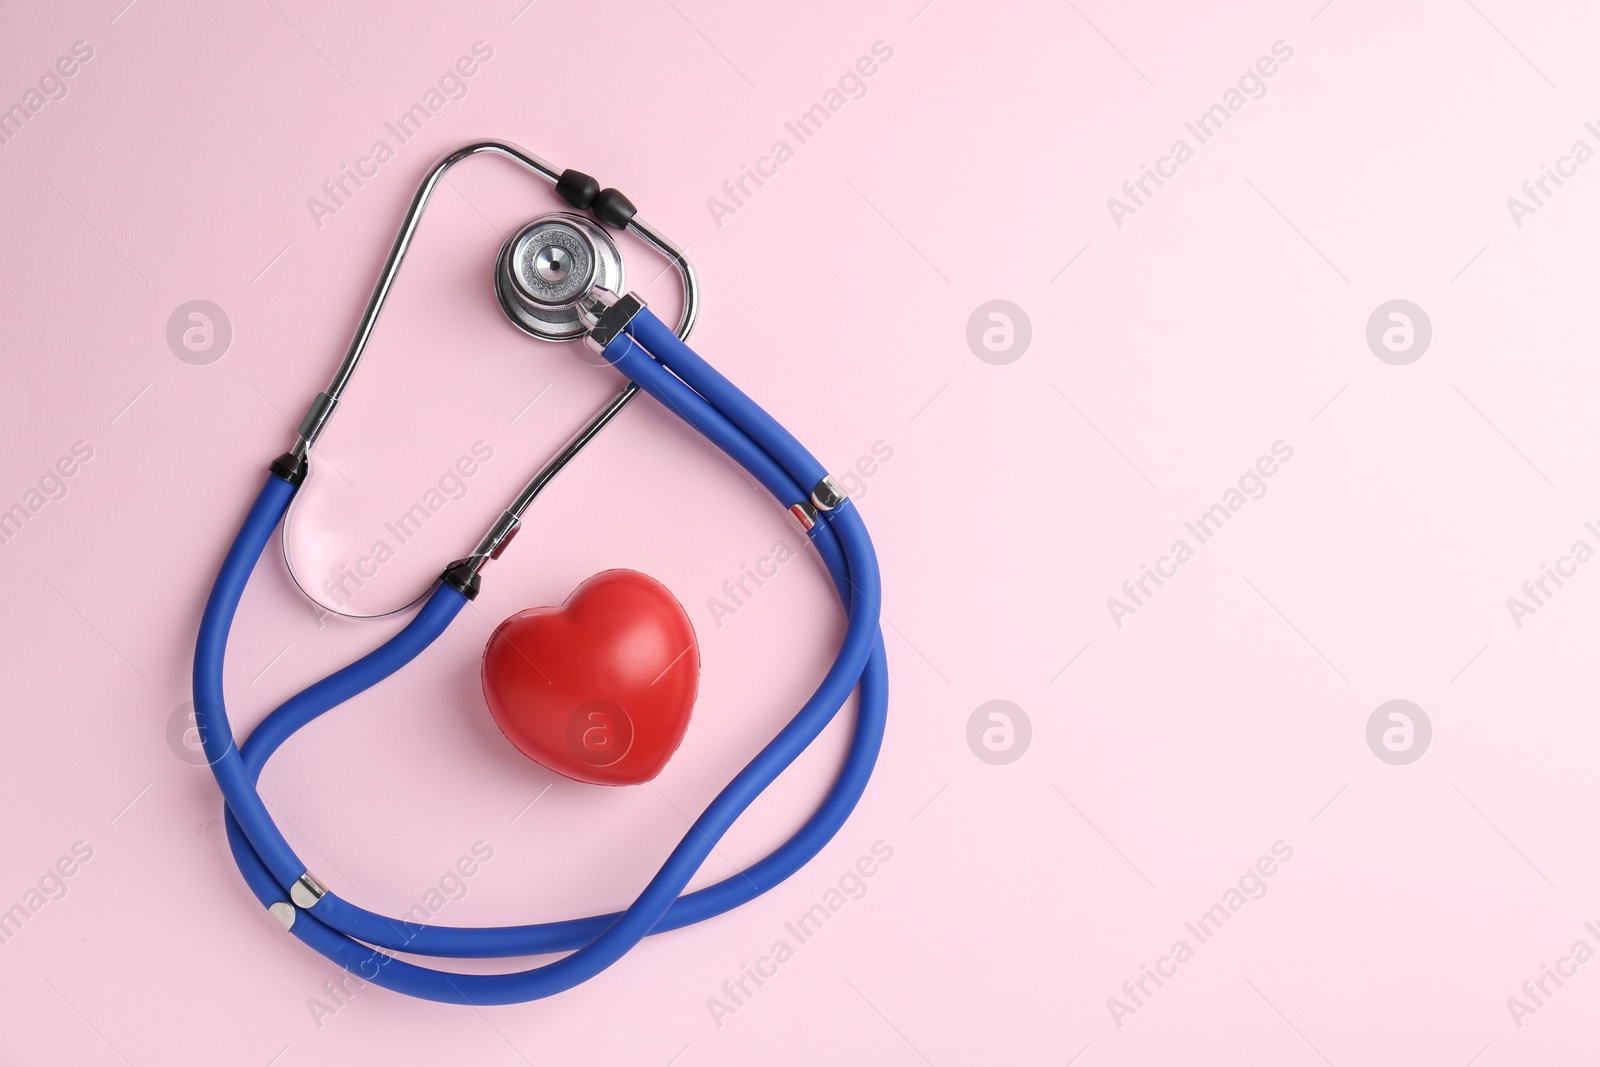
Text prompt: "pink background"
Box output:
[[3, 0, 1599, 1062]]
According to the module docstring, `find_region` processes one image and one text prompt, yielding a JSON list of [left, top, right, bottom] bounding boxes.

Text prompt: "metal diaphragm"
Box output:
[[494, 213, 625, 341]]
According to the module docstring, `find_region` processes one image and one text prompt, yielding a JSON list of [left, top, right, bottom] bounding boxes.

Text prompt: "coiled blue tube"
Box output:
[[196, 319, 887, 1003]]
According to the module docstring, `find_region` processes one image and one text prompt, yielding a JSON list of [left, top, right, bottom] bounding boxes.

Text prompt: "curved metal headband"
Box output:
[[278, 139, 701, 619], [289, 139, 697, 461]]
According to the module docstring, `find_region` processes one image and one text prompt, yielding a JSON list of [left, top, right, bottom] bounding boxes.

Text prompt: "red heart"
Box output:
[[480, 569, 699, 786]]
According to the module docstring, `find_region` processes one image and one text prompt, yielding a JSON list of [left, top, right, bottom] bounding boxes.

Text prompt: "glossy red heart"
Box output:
[[481, 569, 699, 786]]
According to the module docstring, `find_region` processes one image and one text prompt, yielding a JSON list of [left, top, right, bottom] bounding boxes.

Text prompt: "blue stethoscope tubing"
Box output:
[[193, 306, 888, 1004]]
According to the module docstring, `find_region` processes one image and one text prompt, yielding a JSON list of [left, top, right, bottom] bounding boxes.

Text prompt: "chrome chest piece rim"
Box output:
[[495, 213, 625, 341]]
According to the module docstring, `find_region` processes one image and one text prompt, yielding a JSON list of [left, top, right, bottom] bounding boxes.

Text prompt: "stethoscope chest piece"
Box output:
[[495, 212, 624, 341]]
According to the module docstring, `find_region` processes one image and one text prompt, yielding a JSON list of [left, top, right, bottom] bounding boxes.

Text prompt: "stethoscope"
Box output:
[[192, 140, 887, 1004]]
